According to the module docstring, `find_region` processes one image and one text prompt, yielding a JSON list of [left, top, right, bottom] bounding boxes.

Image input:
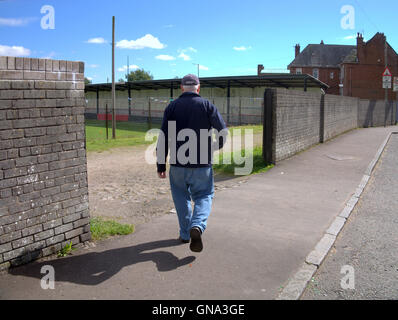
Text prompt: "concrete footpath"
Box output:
[[301, 133, 398, 300], [0, 127, 396, 300]]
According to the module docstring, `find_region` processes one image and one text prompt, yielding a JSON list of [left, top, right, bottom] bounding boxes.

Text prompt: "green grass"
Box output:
[[85, 120, 160, 152], [85, 120, 263, 153], [213, 146, 273, 175], [57, 241, 75, 257], [228, 124, 263, 135], [90, 217, 134, 241]]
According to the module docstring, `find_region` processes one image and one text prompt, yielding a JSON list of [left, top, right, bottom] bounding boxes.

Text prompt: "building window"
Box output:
[[296, 68, 302, 74], [330, 72, 334, 79], [313, 68, 319, 79]]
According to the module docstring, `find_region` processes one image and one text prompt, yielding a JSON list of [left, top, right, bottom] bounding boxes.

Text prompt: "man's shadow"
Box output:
[[8, 239, 195, 286]]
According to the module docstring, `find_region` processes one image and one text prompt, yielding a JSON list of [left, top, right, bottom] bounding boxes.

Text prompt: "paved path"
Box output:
[[301, 133, 398, 300], [0, 127, 396, 300]]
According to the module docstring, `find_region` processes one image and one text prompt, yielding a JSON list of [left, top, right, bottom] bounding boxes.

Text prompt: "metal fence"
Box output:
[[85, 96, 264, 126]]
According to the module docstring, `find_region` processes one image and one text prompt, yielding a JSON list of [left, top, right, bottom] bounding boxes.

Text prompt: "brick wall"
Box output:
[[290, 67, 341, 96], [0, 56, 90, 269], [342, 33, 398, 101]]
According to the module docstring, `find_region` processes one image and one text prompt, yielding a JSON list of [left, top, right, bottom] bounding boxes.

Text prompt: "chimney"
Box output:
[[357, 33, 364, 46], [356, 33, 365, 62], [295, 44, 301, 58], [257, 64, 264, 75]]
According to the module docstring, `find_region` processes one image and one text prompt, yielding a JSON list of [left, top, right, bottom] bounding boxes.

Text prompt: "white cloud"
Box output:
[[86, 77, 93, 81], [0, 17, 37, 27], [86, 37, 107, 44], [178, 52, 191, 61], [116, 34, 166, 50], [117, 64, 140, 72], [233, 46, 252, 51], [343, 35, 356, 40], [88, 64, 99, 68], [199, 65, 209, 71], [0, 44, 31, 57], [177, 47, 197, 61], [156, 54, 176, 61]]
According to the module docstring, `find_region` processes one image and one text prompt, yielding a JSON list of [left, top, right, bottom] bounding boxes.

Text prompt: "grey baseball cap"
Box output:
[[181, 74, 200, 86]]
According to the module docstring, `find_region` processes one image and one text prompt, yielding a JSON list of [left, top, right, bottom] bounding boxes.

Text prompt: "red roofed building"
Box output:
[[286, 33, 398, 100]]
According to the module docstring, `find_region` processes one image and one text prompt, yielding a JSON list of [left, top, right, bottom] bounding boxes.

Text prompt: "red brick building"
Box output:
[[286, 33, 398, 100]]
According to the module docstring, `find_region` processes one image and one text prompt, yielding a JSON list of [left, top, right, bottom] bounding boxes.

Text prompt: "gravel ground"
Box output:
[[87, 144, 251, 227], [301, 134, 398, 300]]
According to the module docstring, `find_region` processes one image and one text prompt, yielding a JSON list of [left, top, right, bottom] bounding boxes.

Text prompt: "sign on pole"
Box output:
[[393, 77, 398, 92], [382, 67, 392, 89], [383, 68, 392, 76]]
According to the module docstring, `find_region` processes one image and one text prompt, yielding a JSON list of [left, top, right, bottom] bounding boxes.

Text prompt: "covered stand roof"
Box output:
[[85, 74, 329, 92]]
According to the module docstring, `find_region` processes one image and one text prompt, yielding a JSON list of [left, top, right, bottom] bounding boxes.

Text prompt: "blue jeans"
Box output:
[[169, 166, 215, 241]]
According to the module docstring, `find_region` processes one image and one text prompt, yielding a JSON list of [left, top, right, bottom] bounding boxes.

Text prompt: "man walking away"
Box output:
[[157, 74, 227, 253]]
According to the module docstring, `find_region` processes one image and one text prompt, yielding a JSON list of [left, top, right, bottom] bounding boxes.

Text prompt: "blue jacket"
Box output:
[[157, 92, 227, 172]]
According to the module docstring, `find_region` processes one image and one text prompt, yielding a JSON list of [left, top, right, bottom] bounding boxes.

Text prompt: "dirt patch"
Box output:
[[87, 145, 250, 227]]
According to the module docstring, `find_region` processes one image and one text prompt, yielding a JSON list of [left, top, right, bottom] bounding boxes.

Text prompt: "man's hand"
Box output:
[[158, 172, 167, 179]]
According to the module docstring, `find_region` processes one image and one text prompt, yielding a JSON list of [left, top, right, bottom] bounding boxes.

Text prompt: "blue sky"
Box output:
[[0, 0, 397, 83]]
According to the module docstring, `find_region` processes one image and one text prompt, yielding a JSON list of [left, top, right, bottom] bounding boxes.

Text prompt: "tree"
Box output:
[[126, 69, 154, 82], [84, 77, 92, 85]]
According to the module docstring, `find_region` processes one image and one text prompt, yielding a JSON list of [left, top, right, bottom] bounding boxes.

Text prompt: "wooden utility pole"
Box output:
[[384, 34, 388, 127], [112, 16, 116, 139]]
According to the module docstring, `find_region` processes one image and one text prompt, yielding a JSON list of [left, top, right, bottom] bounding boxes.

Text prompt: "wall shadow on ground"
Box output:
[[7, 239, 195, 286]]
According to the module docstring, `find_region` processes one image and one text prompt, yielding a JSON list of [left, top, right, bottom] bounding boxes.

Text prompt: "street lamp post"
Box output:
[[192, 63, 200, 78]]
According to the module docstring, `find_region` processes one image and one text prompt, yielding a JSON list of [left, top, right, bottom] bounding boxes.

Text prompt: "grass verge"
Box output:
[[213, 146, 273, 175], [90, 217, 134, 241]]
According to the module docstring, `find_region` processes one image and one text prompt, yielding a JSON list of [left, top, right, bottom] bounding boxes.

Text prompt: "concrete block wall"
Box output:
[[0, 56, 90, 269], [271, 88, 397, 163], [272, 88, 322, 162], [323, 95, 358, 142], [358, 99, 396, 128]]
